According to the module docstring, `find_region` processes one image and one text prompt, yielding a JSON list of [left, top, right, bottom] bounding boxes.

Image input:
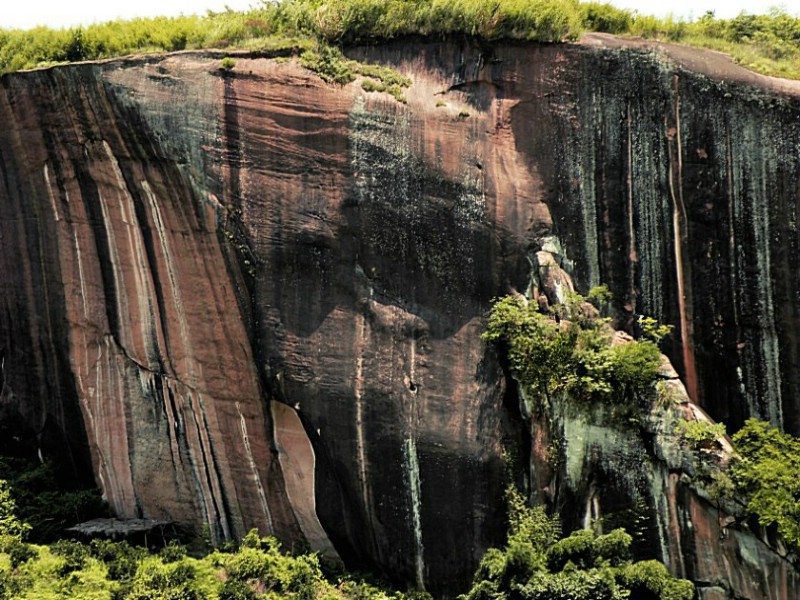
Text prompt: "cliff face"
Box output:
[[1, 38, 799, 597]]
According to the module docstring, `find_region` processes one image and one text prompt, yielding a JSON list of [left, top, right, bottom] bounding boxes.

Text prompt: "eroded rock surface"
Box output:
[[1, 40, 799, 596]]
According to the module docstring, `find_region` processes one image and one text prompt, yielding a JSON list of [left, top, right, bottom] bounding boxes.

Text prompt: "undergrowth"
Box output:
[[460, 488, 694, 600]]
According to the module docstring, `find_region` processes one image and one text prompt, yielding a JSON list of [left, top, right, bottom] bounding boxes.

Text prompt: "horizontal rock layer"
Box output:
[[1, 39, 799, 597]]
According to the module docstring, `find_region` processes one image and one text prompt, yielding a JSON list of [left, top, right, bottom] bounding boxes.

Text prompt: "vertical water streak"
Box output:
[[668, 77, 698, 400], [746, 123, 783, 427], [353, 310, 370, 509], [403, 436, 425, 590], [238, 401, 273, 532], [626, 101, 637, 315], [580, 91, 601, 288]]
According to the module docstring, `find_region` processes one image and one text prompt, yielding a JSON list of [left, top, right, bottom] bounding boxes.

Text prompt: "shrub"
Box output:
[[580, 3, 632, 34], [546, 528, 631, 571], [619, 560, 694, 600], [220, 56, 236, 70], [89, 539, 144, 582], [676, 419, 726, 450], [361, 78, 386, 92], [160, 540, 188, 563], [0, 458, 105, 543], [5, 538, 36, 568], [608, 340, 662, 394], [728, 419, 800, 550], [219, 578, 258, 599], [126, 560, 206, 600], [50, 539, 90, 575], [483, 293, 665, 405], [586, 284, 612, 309], [0, 480, 28, 541]]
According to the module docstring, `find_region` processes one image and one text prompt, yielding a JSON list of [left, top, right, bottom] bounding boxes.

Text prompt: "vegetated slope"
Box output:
[[2, 1, 800, 79], [3, 17, 800, 600]]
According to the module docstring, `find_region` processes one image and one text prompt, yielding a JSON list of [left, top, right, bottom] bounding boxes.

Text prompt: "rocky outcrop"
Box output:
[[1, 38, 799, 596]]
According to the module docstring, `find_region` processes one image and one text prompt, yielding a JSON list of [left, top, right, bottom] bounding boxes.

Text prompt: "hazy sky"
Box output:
[[2, 0, 799, 30]]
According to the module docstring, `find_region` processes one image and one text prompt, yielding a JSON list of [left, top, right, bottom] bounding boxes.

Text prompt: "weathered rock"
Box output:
[[1, 38, 799, 597]]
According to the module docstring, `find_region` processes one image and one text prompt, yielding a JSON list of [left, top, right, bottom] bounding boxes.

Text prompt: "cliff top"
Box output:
[[582, 32, 800, 97], [1, 0, 799, 82]]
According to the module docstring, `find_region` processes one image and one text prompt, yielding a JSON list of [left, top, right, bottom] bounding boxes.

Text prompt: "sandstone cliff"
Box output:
[[1, 37, 799, 597]]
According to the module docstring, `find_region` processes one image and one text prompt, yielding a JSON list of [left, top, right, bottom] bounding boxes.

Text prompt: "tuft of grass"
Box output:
[[299, 44, 410, 102], [299, 45, 356, 83]]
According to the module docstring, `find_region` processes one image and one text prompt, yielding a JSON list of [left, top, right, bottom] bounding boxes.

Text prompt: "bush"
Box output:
[[50, 539, 90, 575], [483, 293, 665, 405], [546, 528, 631, 571], [619, 560, 694, 600], [728, 419, 800, 550], [4, 538, 36, 568], [89, 539, 143, 582], [126, 560, 206, 600], [0, 459, 105, 543], [160, 540, 188, 563], [219, 578, 258, 600], [0, 481, 28, 542], [676, 420, 726, 450], [580, 2, 632, 34]]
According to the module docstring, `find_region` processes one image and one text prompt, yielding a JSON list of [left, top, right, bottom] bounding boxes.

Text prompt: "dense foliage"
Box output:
[[460, 489, 694, 600], [676, 416, 800, 554], [1, 1, 799, 80], [0, 458, 105, 543], [482, 292, 664, 405], [0, 521, 413, 600], [0, 460, 414, 600], [728, 419, 800, 551]]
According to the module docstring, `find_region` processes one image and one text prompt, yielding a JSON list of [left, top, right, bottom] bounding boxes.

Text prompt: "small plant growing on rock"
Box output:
[[638, 315, 673, 343], [220, 56, 236, 71], [676, 419, 727, 451], [587, 284, 612, 311], [300, 45, 410, 102]]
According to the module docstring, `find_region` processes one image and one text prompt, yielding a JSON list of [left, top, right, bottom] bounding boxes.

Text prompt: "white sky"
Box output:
[[2, 0, 799, 31]]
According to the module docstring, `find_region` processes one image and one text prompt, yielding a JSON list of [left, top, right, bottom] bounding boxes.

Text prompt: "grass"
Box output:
[[1, 3, 799, 82], [626, 8, 800, 80]]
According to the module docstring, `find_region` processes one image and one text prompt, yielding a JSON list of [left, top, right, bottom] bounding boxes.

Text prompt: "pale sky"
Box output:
[[2, 0, 799, 31]]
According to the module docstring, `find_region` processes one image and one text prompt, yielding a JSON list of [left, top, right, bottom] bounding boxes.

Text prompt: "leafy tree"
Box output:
[[0, 479, 28, 541]]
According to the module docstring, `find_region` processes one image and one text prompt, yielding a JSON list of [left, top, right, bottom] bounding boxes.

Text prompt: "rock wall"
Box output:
[[1, 38, 799, 596]]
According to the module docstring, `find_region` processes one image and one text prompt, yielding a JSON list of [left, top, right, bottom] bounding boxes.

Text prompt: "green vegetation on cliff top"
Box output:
[[1, 1, 799, 80]]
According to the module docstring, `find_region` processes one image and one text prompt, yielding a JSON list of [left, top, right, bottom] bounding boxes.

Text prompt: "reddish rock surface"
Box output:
[[1, 39, 799, 597]]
